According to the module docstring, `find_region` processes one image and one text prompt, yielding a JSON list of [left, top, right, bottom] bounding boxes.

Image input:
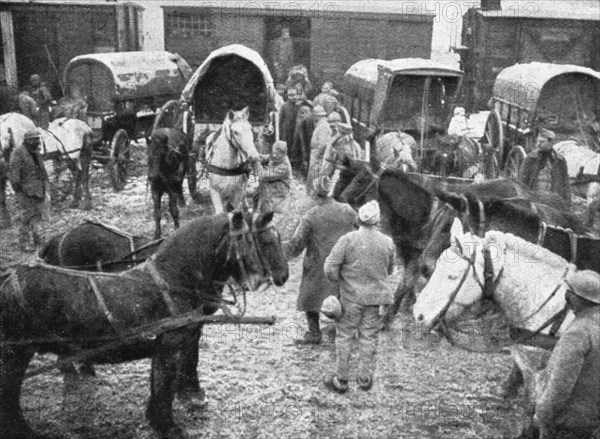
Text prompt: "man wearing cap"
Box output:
[[29, 74, 54, 129], [314, 82, 340, 108], [520, 128, 571, 207], [290, 100, 314, 176], [322, 94, 350, 124], [278, 83, 304, 167], [321, 121, 364, 199], [534, 269, 600, 439], [285, 175, 357, 345], [306, 105, 331, 197], [9, 129, 48, 252], [324, 200, 397, 393], [17, 85, 40, 123], [255, 140, 293, 214]]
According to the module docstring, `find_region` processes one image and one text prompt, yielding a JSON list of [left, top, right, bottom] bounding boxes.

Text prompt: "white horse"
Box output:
[[204, 107, 262, 213], [414, 218, 577, 435], [554, 140, 600, 227], [414, 217, 574, 336], [40, 117, 94, 210], [0, 113, 38, 227]]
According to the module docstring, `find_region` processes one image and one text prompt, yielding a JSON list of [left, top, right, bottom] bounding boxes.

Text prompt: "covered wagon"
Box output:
[[63, 51, 192, 189]]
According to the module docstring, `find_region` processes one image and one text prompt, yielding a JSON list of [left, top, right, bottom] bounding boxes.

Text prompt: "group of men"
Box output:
[[285, 176, 396, 394]]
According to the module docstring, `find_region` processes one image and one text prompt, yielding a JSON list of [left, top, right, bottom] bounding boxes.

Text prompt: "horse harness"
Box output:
[[432, 238, 571, 353], [204, 127, 251, 177]]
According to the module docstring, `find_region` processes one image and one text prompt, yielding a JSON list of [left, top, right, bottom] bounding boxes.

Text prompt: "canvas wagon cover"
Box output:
[[181, 44, 276, 124], [64, 51, 192, 113], [492, 63, 600, 113], [343, 58, 463, 103]]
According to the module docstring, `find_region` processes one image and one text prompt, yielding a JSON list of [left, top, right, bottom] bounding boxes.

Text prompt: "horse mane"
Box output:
[[485, 230, 570, 272], [476, 195, 542, 230]]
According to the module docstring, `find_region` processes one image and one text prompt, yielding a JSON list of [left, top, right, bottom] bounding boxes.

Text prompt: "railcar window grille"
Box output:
[[169, 13, 213, 37]]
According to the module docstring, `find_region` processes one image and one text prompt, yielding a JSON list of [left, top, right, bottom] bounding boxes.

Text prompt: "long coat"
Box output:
[[520, 149, 571, 207], [278, 101, 299, 157], [285, 198, 357, 312], [9, 145, 47, 199], [536, 306, 600, 433], [306, 118, 332, 196]]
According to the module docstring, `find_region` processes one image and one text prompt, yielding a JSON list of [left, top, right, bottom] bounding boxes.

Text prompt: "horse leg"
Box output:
[[208, 186, 224, 214], [187, 148, 198, 202], [0, 175, 11, 229], [152, 184, 163, 239], [147, 331, 186, 439], [176, 325, 207, 409], [79, 152, 92, 211], [168, 190, 180, 230], [499, 361, 523, 399], [69, 160, 82, 209], [0, 346, 37, 439]]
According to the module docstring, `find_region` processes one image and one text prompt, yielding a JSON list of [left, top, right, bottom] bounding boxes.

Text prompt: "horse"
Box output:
[[425, 134, 482, 178], [413, 219, 577, 433], [337, 155, 528, 326], [0, 211, 288, 439], [40, 219, 160, 271], [419, 190, 587, 291], [147, 128, 190, 239], [40, 117, 94, 210], [39, 219, 162, 376], [0, 112, 37, 228], [204, 107, 262, 214]]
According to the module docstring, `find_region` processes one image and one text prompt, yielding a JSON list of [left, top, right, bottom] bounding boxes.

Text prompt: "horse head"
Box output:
[[247, 211, 289, 287], [226, 107, 259, 163], [414, 217, 505, 332], [338, 161, 380, 206]]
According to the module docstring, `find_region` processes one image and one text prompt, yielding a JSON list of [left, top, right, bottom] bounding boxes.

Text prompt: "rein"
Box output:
[[433, 241, 571, 353]]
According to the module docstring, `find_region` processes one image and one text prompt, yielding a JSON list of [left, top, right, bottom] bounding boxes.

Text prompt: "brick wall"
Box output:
[[163, 8, 433, 88]]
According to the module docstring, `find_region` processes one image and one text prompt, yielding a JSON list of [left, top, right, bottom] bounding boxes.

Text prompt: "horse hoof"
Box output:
[[178, 389, 208, 410], [68, 201, 79, 209], [161, 426, 186, 439], [79, 363, 96, 377]]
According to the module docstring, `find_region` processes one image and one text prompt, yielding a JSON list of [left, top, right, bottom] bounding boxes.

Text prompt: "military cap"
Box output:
[[566, 269, 600, 304]]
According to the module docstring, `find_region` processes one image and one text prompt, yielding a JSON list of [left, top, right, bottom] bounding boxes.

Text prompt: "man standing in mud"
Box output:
[[534, 269, 600, 439], [9, 129, 48, 252]]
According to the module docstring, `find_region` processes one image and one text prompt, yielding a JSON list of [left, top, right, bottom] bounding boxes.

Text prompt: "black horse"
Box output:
[[147, 128, 190, 239], [338, 154, 529, 326], [40, 219, 160, 271], [0, 211, 288, 439]]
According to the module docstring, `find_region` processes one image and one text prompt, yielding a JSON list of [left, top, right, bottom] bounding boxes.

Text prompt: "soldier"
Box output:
[[29, 74, 54, 129], [520, 127, 571, 207], [285, 176, 357, 345], [9, 129, 48, 252], [17, 85, 40, 123], [534, 269, 600, 439]]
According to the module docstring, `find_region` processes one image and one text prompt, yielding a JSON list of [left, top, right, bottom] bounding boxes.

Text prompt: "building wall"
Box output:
[[163, 8, 433, 88]]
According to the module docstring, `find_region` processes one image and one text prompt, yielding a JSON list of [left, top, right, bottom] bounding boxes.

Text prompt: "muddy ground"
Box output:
[[1, 143, 551, 438]]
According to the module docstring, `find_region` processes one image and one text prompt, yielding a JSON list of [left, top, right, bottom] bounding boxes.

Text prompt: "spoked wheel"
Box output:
[[108, 129, 131, 191], [502, 145, 527, 180], [481, 109, 504, 179]]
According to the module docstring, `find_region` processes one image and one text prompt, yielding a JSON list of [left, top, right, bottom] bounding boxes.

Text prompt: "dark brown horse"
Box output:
[[338, 156, 529, 326], [40, 219, 160, 271], [147, 128, 190, 239], [0, 211, 288, 439]]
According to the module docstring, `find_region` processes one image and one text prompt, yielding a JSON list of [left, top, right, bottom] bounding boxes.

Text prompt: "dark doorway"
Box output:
[[265, 17, 311, 85]]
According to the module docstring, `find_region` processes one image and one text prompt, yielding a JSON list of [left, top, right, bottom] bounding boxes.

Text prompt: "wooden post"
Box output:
[[1, 11, 18, 88]]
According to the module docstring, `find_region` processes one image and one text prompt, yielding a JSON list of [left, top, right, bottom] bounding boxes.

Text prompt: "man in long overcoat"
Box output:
[[534, 269, 600, 439], [285, 176, 357, 344], [306, 105, 331, 197], [9, 129, 48, 251], [520, 128, 571, 207]]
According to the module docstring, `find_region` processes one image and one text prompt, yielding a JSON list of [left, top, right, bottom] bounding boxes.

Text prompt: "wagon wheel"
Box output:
[[108, 129, 130, 191], [502, 145, 527, 180], [481, 109, 504, 179], [152, 99, 181, 133]]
